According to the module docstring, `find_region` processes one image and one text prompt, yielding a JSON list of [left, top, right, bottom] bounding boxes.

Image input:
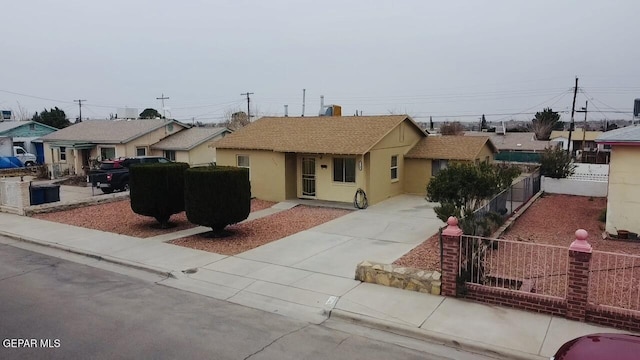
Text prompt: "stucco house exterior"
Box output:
[[39, 119, 188, 176], [213, 115, 428, 205], [403, 135, 497, 195], [551, 129, 604, 157], [151, 127, 230, 166], [595, 125, 640, 236], [0, 120, 58, 164]]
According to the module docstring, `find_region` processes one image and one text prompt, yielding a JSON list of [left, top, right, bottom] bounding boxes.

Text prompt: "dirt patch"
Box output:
[[32, 199, 276, 238], [170, 205, 351, 255]]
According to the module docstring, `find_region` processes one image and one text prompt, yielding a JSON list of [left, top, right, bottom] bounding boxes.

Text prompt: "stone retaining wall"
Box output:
[[355, 260, 441, 295]]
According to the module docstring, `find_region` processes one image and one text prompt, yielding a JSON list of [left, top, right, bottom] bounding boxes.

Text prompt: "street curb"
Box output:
[[0, 231, 175, 279], [329, 309, 546, 360]]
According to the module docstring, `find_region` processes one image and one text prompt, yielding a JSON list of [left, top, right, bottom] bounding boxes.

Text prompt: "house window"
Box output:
[[333, 157, 356, 183], [237, 155, 250, 179], [164, 150, 176, 161], [390, 155, 398, 181], [431, 159, 448, 176], [136, 147, 147, 156], [100, 147, 116, 160], [59, 147, 66, 161]]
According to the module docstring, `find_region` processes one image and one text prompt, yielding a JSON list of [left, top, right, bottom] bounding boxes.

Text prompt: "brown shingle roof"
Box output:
[[405, 135, 496, 160], [151, 127, 229, 150], [213, 115, 424, 155], [40, 119, 185, 144]]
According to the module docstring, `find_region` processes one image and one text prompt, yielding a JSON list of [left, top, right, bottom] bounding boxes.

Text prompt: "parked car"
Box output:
[[89, 156, 171, 194], [13, 146, 38, 166], [551, 333, 640, 360]]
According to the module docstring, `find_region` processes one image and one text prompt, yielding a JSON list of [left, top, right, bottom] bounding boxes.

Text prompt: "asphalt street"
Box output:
[[0, 240, 499, 360]]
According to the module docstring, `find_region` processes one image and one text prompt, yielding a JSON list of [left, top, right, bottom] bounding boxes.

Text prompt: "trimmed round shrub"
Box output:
[[130, 162, 190, 227], [184, 166, 250, 236]]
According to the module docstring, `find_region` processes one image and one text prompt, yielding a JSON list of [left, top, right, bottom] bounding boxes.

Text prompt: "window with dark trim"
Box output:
[[431, 159, 448, 176], [390, 155, 398, 181], [136, 147, 147, 156], [164, 150, 176, 161], [333, 157, 356, 183], [59, 147, 66, 161]]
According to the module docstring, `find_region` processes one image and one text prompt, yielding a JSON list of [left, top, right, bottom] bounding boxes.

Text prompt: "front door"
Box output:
[[301, 157, 316, 198]]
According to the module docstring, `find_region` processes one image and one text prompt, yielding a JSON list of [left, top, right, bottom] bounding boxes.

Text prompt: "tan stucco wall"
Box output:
[[367, 120, 424, 204], [606, 146, 640, 234], [123, 123, 186, 157], [187, 143, 217, 166], [285, 153, 297, 199], [296, 154, 366, 203], [476, 144, 496, 163], [216, 149, 287, 202], [404, 158, 431, 195]]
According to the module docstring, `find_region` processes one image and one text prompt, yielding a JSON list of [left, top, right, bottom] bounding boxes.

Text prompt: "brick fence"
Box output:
[[441, 217, 640, 332]]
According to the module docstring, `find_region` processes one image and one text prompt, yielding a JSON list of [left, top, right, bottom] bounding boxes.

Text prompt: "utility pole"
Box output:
[[567, 77, 579, 157], [240, 92, 254, 123], [576, 100, 588, 162], [74, 99, 86, 123], [156, 93, 170, 118]]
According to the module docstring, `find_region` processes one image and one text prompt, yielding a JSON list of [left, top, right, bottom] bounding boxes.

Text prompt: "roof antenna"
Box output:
[[301, 89, 306, 117]]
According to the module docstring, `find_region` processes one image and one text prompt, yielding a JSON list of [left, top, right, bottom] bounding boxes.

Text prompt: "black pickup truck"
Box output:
[[89, 156, 171, 194]]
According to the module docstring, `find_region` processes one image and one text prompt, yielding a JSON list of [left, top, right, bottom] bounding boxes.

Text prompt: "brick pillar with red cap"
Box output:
[[441, 217, 464, 297], [566, 229, 593, 321]]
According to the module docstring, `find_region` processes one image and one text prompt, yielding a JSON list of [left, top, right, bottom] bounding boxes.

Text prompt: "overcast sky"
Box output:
[[2, 0, 639, 124]]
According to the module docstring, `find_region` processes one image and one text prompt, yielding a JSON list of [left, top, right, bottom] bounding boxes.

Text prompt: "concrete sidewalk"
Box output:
[[0, 195, 630, 360]]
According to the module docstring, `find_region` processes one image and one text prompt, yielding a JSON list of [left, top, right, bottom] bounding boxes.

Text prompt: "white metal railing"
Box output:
[[589, 251, 640, 312], [460, 236, 568, 298]]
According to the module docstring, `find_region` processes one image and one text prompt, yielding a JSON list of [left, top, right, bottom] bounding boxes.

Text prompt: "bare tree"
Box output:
[[440, 121, 465, 135], [11, 102, 31, 121], [222, 105, 261, 130]]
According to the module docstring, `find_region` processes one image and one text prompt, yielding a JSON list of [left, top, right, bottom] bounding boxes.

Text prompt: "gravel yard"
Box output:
[[32, 199, 275, 238], [170, 206, 351, 255], [393, 193, 640, 273], [501, 194, 640, 254]]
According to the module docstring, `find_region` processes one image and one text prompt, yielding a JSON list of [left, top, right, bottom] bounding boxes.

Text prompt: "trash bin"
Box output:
[[30, 185, 46, 205], [42, 185, 60, 203]]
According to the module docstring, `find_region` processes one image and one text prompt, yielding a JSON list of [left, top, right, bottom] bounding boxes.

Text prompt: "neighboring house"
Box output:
[[551, 129, 604, 154], [213, 115, 427, 205], [403, 135, 497, 194], [595, 125, 640, 236], [39, 119, 188, 176], [466, 131, 558, 163], [151, 127, 230, 166], [0, 120, 59, 164]]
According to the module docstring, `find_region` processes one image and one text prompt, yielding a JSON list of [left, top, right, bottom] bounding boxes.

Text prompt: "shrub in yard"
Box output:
[[184, 166, 250, 236], [540, 146, 575, 178], [130, 162, 190, 228]]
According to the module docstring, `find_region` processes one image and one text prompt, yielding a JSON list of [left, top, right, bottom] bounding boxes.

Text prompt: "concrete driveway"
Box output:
[[212, 195, 443, 279]]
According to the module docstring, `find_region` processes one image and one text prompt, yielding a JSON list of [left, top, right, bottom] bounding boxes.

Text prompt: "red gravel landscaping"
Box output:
[[170, 205, 351, 255], [394, 193, 640, 272], [32, 199, 276, 238]]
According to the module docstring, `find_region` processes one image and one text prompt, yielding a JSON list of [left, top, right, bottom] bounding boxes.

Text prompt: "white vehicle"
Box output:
[[13, 146, 37, 166]]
